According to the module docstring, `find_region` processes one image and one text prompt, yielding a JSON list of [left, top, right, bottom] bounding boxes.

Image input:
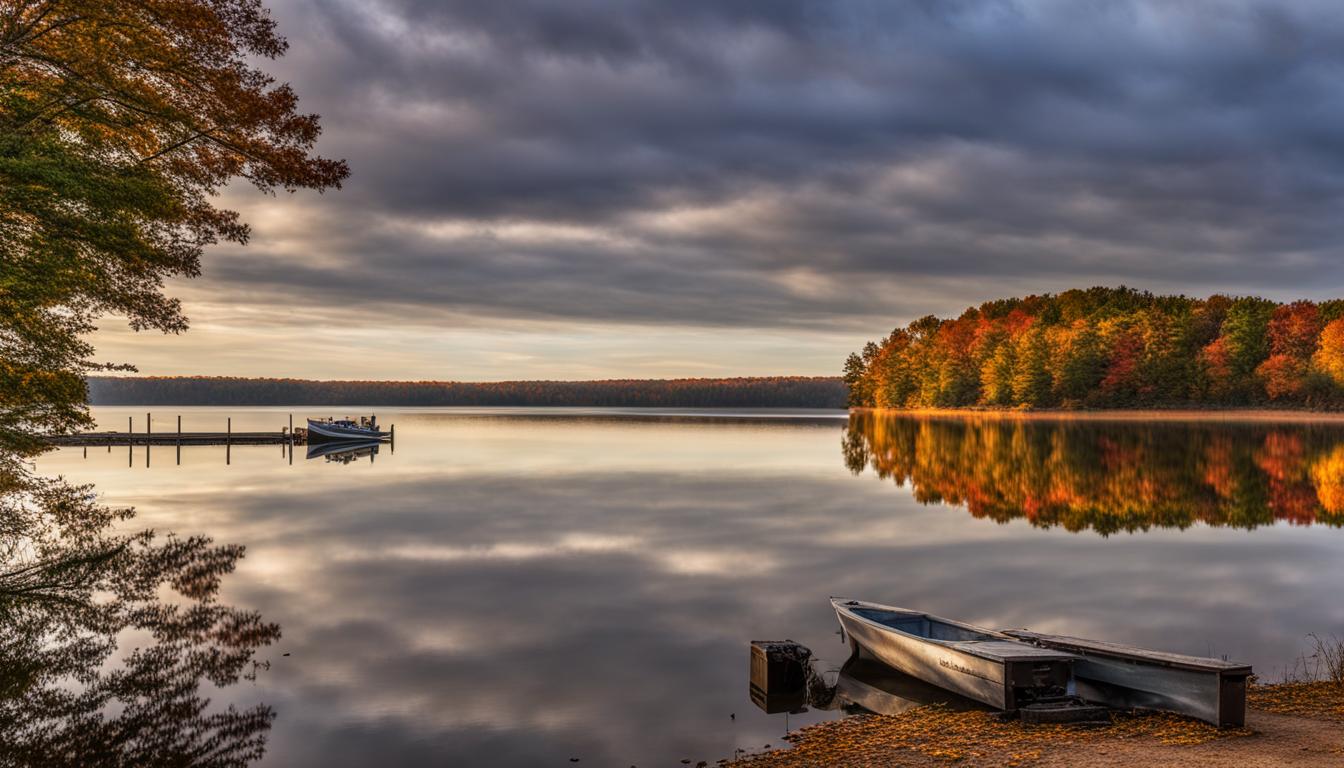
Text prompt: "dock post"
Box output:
[[128, 416, 133, 443], [391, 424, 395, 454], [226, 417, 231, 465], [177, 415, 181, 465]]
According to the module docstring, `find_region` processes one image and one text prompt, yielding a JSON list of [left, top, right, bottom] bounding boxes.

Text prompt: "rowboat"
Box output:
[[306, 414, 388, 441], [831, 598, 1077, 710], [1003, 629, 1251, 727]]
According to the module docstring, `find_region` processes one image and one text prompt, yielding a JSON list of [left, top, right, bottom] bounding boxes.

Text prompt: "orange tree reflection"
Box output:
[[844, 413, 1344, 534]]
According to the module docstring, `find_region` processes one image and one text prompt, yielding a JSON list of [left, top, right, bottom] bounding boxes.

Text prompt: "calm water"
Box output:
[[34, 407, 1344, 766]]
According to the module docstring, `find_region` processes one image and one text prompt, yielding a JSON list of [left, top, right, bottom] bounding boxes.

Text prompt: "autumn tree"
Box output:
[[1314, 319, 1344, 387], [1011, 326, 1052, 406], [1216, 297, 1276, 399], [843, 289, 1344, 410], [1052, 323, 1103, 404], [0, 0, 347, 453], [1, 3, 336, 762], [980, 340, 1016, 406], [1257, 301, 1323, 400]]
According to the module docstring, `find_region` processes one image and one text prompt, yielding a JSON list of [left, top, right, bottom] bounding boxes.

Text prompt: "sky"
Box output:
[[91, 0, 1344, 380]]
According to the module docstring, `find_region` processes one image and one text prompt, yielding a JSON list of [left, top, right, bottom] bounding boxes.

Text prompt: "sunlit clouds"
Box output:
[[91, 1, 1344, 378]]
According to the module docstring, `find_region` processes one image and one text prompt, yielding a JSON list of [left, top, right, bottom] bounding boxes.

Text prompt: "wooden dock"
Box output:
[[42, 414, 396, 470], [45, 430, 304, 446], [44, 414, 310, 447]]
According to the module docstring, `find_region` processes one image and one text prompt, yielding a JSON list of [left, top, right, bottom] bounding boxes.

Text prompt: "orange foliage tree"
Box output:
[[846, 288, 1344, 410]]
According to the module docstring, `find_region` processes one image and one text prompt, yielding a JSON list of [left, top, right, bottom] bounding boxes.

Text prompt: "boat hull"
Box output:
[[833, 599, 1076, 710], [836, 604, 1009, 708], [306, 419, 388, 442], [1004, 629, 1251, 727]]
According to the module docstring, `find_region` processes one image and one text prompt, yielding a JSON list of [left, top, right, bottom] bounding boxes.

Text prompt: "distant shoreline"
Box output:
[[85, 375, 847, 409], [854, 407, 1344, 422]]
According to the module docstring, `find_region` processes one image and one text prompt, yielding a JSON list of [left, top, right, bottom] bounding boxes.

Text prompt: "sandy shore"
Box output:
[[853, 407, 1344, 423], [724, 683, 1344, 767]]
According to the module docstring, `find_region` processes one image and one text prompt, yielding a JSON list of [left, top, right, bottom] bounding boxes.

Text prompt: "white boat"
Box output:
[[832, 598, 1078, 710], [1003, 629, 1251, 727], [306, 414, 389, 441]]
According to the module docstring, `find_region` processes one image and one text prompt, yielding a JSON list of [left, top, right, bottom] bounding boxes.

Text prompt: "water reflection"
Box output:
[[307, 440, 381, 464], [845, 412, 1344, 533], [28, 407, 1344, 767], [0, 467, 278, 766], [749, 644, 983, 719]]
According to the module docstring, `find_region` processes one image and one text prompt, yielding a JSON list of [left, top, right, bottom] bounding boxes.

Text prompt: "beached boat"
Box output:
[[306, 414, 389, 441], [831, 598, 1077, 710], [1003, 629, 1251, 727]]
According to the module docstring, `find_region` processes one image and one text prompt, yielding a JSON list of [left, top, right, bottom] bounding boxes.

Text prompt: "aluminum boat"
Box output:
[[832, 598, 1077, 710]]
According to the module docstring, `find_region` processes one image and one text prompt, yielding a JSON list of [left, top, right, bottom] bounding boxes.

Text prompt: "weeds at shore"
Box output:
[[1307, 634, 1344, 686]]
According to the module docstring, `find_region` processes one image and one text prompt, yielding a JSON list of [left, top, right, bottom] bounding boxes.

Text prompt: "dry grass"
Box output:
[[725, 705, 1248, 767], [1307, 634, 1344, 686]]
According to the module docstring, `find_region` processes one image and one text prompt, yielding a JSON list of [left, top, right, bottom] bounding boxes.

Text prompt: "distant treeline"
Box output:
[[87, 376, 847, 408], [844, 287, 1344, 409]]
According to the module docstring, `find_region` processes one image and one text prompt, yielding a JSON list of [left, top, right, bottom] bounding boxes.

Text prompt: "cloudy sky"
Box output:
[[93, 0, 1344, 380]]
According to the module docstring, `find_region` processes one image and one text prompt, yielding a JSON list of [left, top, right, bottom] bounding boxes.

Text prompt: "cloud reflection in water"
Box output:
[[35, 408, 1344, 767]]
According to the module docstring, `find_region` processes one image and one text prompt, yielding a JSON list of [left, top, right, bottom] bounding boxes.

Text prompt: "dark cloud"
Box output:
[[205, 1, 1344, 334]]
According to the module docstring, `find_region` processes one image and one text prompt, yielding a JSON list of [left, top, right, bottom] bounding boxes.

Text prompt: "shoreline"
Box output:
[[726, 681, 1344, 767], [853, 407, 1344, 423]]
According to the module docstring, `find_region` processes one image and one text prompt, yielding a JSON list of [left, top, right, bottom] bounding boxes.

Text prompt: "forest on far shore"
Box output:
[[844, 287, 1344, 410], [87, 376, 846, 408]]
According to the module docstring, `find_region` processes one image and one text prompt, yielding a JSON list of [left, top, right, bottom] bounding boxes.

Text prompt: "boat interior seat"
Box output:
[[856, 610, 1000, 643]]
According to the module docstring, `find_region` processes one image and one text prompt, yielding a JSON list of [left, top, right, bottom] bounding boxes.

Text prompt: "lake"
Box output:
[[32, 407, 1344, 767]]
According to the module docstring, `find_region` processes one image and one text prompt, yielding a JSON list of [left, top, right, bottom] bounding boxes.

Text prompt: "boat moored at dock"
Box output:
[[831, 598, 1078, 710], [307, 414, 389, 441]]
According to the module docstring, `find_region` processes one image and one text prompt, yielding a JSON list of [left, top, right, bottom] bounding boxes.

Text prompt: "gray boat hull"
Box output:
[[1004, 629, 1251, 727], [833, 599, 1076, 710]]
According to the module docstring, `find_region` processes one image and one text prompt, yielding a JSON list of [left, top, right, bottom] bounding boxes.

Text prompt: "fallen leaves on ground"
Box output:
[[727, 705, 1249, 767], [1248, 681, 1344, 721]]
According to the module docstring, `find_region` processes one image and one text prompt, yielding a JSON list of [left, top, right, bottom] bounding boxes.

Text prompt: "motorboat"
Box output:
[[307, 414, 389, 441]]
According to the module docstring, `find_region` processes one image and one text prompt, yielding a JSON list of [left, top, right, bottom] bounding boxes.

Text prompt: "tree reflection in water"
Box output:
[[0, 464, 278, 767], [844, 412, 1344, 534]]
